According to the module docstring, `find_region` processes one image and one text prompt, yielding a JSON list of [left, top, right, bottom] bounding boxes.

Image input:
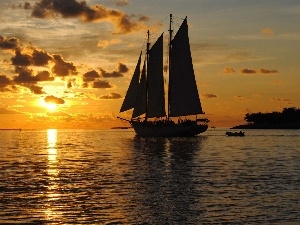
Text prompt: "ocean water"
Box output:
[[0, 128, 299, 224]]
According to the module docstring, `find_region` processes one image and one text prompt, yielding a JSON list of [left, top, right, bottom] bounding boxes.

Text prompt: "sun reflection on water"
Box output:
[[47, 129, 58, 176], [45, 129, 61, 221]]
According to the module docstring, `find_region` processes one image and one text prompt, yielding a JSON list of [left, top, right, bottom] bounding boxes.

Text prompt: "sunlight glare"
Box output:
[[46, 103, 57, 111]]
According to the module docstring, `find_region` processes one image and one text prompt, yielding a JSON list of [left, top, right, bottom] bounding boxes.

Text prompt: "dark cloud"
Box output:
[[83, 70, 100, 82], [32, 49, 52, 66], [100, 68, 123, 78], [102, 69, 122, 78], [259, 68, 278, 74], [52, 54, 77, 76], [24, 2, 32, 9], [241, 68, 256, 74], [93, 80, 113, 89], [13, 67, 37, 84], [0, 74, 12, 89], [0, 36, 19, 50], [27, 84, 44, 94], [44, 95, 65, 104], [202, 93, 217, 98], [31, 0, 147, 34], [67, 80, 72, 88], [36, 70, 55, 81], [11, 49, 31, 66], [99, 62, 128, 78], [82, 82, 88, 88], [118, 63, 129, 73], [100, 92, 122, 99]]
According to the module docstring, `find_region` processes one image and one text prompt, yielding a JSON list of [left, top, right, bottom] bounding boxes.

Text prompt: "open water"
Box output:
[[0, 128, 299, 224]]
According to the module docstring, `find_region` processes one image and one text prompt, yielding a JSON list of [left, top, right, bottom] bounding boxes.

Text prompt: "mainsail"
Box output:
[[169, 18, 203, 117], [132, 62, 147, 118], [147, 34, 166, 118]]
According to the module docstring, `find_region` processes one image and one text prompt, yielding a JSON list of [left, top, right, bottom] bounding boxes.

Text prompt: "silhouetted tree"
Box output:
[[244, 107, 300, 125]]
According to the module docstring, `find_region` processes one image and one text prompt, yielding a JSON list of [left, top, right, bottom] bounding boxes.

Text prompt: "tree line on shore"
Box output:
[[243, 107, 300, 127]]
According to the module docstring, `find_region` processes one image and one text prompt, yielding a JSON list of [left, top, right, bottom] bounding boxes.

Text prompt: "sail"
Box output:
[[169, 18, 203, 117], [132, 61, 147, 118], [147, 33, 166, 118], [120, 53, 142, 113]]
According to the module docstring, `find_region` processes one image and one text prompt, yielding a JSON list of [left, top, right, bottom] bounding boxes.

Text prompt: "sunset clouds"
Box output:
[[0, 0, 299, 129], [25, 0, 148, 34]]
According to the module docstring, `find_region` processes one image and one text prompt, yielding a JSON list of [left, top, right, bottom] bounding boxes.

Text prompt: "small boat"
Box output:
[[226, 131, 245, 136], [118, 14, 209, 137]]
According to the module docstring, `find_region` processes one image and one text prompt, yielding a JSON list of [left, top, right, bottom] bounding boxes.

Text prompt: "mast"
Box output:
[[145, 30, 150, 121], [167, 14, 173, 121]]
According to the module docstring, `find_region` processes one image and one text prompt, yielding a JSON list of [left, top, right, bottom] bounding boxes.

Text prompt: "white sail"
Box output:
[[120, 53, 142, 113], [169, 18, 203, 117], [147, 33, 166, 118], [132, 61, 147, 118]]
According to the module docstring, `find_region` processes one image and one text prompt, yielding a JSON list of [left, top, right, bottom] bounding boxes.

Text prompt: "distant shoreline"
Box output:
[[231, 122, 300, 129]]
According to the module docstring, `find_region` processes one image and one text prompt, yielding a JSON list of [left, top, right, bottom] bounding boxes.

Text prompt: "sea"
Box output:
[[0, 128, 299, 224]]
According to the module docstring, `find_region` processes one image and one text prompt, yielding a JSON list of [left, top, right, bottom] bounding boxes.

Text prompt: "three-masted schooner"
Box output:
[[118, 14, 209, 137]]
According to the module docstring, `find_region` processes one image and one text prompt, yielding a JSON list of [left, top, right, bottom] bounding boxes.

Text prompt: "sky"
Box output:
[[0, 0, 299, 129]]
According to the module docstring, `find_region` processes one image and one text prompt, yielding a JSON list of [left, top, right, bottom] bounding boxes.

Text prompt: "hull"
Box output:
[[131, 122, 208, 137]]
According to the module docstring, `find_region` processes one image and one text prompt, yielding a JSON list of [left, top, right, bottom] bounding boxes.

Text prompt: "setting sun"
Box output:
[[38, 98, 57, 111], [46, 103, 57, 111]]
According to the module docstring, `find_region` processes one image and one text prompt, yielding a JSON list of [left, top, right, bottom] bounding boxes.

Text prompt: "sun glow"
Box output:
[[39, 98, 57, 111], [46, 103, 57, 111]]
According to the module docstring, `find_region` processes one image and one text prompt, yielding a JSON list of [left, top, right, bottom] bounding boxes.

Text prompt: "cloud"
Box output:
[[52, 54, 77, 76], [11, 49, 31, 66], [83, 70, 100, 82], [0, 74, 12, 89], [30, 0, 147, 34], [234, 95, 251, 102], [241, 68, 256, 74], [12, 67, 54, 94], [32, 49, 53, 66], [93, 80, 113, 89], [11, 2, 32, 10], [44, 95, 65, 104], [13, 67, 38, 84], [261, 28, 274, 36], [271, 97, 291, 104], [36, 71, 55, 81], [202, 93, 217, 98], [0, 36, 19, 50], [223, 67, 235, 74], [99, 62, 128, 78], [114, 0, 129, 7], [27, 84, 44, 94], [259, 68, 278, 74], [100, 93, 122, 99], [118, 63, 129, 73], [0, 107, 22, 114], [97, 39, 121, 48]]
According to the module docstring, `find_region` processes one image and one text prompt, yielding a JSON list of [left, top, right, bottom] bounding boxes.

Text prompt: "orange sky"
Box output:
[[0, 0, 299, 129]]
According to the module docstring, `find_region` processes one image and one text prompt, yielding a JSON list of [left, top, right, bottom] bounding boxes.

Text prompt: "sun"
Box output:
[[46, 103, 57, 111], [39, 98, 57, 111]]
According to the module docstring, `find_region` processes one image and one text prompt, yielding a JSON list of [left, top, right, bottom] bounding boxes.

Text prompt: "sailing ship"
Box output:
[[118, 14, 209, 137]]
